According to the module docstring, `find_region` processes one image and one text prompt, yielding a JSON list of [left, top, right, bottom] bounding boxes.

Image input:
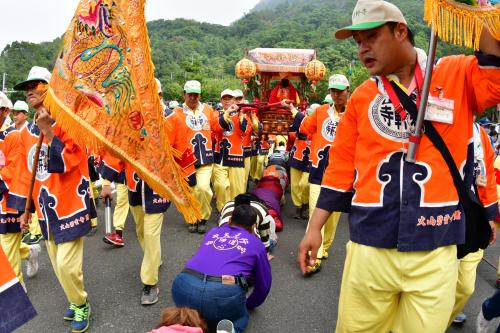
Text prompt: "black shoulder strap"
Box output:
[[390, 82, 471, 208]]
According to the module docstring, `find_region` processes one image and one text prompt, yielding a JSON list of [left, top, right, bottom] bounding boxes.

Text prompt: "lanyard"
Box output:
[[381, 60, 423, 122]]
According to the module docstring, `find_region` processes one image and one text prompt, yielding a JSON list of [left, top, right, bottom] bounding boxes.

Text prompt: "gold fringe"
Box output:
[[44, 87, 201, 224], [424, 0, 500, 50]]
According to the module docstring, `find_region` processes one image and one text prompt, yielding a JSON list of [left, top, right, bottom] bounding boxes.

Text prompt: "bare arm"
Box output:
[[480, 27, 500, 57]]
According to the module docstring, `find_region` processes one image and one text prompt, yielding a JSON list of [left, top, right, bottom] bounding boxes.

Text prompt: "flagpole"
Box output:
[[406, 29, 438, 163], [22, 134, 44, 229]]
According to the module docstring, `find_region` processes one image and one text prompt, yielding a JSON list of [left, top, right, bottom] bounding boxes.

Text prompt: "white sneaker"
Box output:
[[216, 319, 235, 333], [26, 244, 41, 278], [477, 308, 495, 333]]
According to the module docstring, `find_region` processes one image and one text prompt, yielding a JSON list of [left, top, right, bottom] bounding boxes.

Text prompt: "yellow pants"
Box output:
[[130, 206, 163, 286], [193, 164, 213, 221], [213, 164, 247, 212], [308, 184, 341, 259], [250, 156, 257, 180], [88, 182, 98, 228], [290, 168, 309, 207], [336, 241, 458, 333], [244, 157, 251, 187], [90, 181, 99, 201], [0, 233, 30, 284], [449, 249, 484, 325], [252, 155, 266, 180], [29, 213, 42, 236], [113, 183, 130, 231], [46, 237, 87, 306], [498, 256, 500, 279]]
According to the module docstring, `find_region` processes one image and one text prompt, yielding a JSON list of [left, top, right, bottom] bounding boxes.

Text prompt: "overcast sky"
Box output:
[[0, 0, 260, 52]]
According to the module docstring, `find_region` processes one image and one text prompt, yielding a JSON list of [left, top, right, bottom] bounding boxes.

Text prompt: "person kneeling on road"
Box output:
[[171, 204, 272, 333]]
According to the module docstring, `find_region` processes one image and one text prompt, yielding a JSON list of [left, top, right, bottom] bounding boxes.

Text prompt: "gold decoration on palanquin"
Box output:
[[235, 58, 257, 79], [305, 60, 326, 82]]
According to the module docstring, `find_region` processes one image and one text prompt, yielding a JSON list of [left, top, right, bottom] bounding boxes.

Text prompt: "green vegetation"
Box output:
[[0, 0, 478, 106]]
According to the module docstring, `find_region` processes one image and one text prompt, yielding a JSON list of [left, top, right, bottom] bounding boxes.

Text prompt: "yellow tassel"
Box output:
[[424, 0, 500, 50]]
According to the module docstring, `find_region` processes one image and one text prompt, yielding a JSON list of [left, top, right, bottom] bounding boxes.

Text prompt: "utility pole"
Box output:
[[2, 73, 6, 93]]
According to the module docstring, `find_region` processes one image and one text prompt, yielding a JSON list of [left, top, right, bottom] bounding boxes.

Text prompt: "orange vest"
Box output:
[[0, 127, 22, 233], [317, 54, 500, 251], [13, 123, 93, 244], [299, 104, 343, 184], [289, 132, 311, 172], [214, 112, 248, 167], [168, 103, 227, 167]]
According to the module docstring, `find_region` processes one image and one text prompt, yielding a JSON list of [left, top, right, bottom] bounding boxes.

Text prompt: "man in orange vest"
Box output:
[[292, 74, 350, 273], [170, 81, 229, 233], [14, 66, 94, 332], [298, 1, 500, 331]]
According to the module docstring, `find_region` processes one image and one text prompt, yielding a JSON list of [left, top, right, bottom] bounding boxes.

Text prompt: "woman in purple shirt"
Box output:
[[171, 205, 272, 332]]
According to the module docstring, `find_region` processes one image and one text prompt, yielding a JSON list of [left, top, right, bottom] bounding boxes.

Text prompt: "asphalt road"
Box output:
[[16, 191, 500, 333]]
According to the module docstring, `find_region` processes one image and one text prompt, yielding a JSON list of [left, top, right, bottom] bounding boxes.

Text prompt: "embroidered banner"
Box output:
[[44, 0, 199, 222]]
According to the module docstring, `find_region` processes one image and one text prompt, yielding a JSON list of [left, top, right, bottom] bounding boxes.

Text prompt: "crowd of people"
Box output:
[[1, 0, 500, 332]]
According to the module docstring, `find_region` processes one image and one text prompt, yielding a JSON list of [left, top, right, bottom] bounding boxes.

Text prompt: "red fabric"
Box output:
[[268, 208, 283, 232], [258, 176, 284, 199], [268, 82, 299, 104], [495, 168, 500, 185]]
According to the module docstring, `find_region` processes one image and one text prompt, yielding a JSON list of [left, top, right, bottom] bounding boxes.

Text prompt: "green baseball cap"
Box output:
[[335, 0, 407, 40], [184, 80, 201, 94]]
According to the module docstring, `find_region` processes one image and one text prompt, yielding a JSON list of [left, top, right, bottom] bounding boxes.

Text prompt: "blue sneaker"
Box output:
[[64, 303, 77, 321], [71, 302, 91, 333], [453, 312, 467, 324]]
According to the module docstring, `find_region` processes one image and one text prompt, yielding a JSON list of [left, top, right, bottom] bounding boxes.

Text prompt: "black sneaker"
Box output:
[[197, 220, 208, 234], [141, 285, 159, 305], [22, 232, 31, 243], [86, 227, 97, 237], [188, 222, 198, 233], [24, 234, 43, 245]]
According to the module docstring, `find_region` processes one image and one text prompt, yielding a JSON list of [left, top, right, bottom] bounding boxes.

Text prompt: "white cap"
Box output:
[[14, 66, 52, 91], [0, 92, 13, 109], [184, 80, 201, 94], [220, 89, 236, 98], [169, 100, 179, 109], [307, 103, 321, 116], [13, 100, 29, 112], [324, 94, 333, 104], [155, 78, 162, 94], [233, 89, 244, 98], [335, 0, 407, 40], [328, 74, 350, 90]]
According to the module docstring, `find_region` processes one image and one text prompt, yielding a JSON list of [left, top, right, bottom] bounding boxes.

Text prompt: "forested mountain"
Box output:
[[0, 0, 472, 103]]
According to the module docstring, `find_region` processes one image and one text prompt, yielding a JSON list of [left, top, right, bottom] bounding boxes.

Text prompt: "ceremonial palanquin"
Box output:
[[235, 48, 326, 135], [44, 0, 199, 222]]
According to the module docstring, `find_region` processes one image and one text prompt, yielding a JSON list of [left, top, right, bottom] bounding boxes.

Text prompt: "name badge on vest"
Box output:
[[425, 96, 454, 124]]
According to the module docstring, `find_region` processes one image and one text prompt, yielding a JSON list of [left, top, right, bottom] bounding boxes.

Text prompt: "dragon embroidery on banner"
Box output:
[[63, 1, 134, 117], [77, 0, 112, 38], [46, 0, 200, 223]]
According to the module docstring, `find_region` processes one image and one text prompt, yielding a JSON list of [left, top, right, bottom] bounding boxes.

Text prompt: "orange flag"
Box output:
[[0, 246, 37, 330], [43, 0, 199, 222]]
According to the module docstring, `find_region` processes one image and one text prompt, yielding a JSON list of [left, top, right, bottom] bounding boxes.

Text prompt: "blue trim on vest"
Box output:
[[47, 136, 65, 173], [308, 146, 330, 185], [37, 178, 94, 244], [6, 193, 27, 213], [0, 212, 22, 234], [475, 51, 500, 68]]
